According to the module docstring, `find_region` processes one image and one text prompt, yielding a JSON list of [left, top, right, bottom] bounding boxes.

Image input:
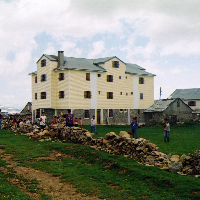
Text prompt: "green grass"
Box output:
[[83, 123, 200, 155], [0, 170, 33, 200], [0, 125, 200, 199]]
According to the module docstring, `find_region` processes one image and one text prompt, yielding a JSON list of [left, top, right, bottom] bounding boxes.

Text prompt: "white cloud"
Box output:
[[0, 0, 200, 108], [87, 41, 105, 58], [59, 40, 83, 57]]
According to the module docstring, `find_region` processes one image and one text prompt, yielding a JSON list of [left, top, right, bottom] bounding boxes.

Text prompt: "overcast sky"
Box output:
[[0, 0, 200, 110]]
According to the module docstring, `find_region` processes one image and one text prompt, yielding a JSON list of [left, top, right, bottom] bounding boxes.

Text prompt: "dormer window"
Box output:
[[41, 59, 46, 67], [112, 61, 119, 68]]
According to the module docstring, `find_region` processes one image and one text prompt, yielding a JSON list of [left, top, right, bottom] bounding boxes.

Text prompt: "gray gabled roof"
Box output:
[[126, 63, 156, 76], [169, 88, 200, 100], [92, 56, 125, 65], [144, 99, 175, 112], [28, 71, 37, 75], [144, 98, 192, 112], [31, 53, 155, 76], [36, 54, 58, 63], [55, 57, 107, 72]]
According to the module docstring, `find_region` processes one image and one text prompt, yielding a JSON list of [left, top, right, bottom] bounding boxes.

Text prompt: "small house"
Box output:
[[144, 98, 193, 124]]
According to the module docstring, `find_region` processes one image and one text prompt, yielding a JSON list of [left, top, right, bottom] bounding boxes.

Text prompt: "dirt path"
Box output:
[[0, 149, 100, 200]]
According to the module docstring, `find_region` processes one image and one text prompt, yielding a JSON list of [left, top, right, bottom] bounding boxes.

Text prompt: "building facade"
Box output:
[[144, 98, 193, 124], [29, 51, 155, 125]]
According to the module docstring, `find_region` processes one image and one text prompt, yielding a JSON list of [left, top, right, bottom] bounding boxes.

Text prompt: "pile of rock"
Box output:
[[2, 119, 200, 176]]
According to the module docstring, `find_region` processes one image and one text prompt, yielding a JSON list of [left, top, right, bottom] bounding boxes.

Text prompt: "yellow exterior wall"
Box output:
[[69, 70, 91, 109], [54, 70, 69, 109], [97, 58, 133, 109], [50, 61, 59, 109], [31, 56, 155, 111], [31, 74, 38, 110], [138, 76, 154, 109]]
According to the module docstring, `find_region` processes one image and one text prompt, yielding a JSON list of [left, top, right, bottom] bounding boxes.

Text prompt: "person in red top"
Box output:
[[74, 118, 78, 127], [61, 109, 74, 127], [52, 116, 57, 125]]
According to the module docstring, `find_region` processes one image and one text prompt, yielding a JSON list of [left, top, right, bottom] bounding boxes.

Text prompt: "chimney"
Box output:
[[58, 51, 64, 67]]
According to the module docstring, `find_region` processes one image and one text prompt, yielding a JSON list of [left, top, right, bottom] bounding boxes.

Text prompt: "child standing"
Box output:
[[130, 117, 138, 139], [74, 118, 79, 127], [79, 118, 82, 128], [163, 118, 170, 142]]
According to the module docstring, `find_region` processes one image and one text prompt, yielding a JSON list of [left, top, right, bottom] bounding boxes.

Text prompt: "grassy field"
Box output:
[[0, 124, 200, 199], [83, 122, 200, 155]]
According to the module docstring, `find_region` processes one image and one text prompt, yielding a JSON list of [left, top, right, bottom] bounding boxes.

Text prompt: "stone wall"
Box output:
[[2, 119, 200, 176], [32, 108, 146, 125]]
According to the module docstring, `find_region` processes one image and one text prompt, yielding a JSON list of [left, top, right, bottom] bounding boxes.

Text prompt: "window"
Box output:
[[86, 73, 90, 81], [177, 100, 180, 107], [188, 101, 196, 106], [107, 92, 113, 99], [84, 110, 89, 118], [120, 92, 122, 95], [119, 109, 127, 112], [41, 59, 46, 67], [107, 75, 113, 82], [131, 92, 133, 95], [119, 76, 121, 79], [139, 77, 144, 84], [126, 76, 128, 79], [59, 91, 65, 98], [140, 93, 143, 99], [35, 93, 37, 100], [98, 91, 101, 94], [41, 92, 46, 99], [126, 93, 128, 96], [59, 73, 64, 81], [84, 91, 91, 99], [109, 109, 113, 117], [98, 74, 101, 77], [41, 74, 46, 82], [35, 76, 37, 83], [112, 61, 119, 68]]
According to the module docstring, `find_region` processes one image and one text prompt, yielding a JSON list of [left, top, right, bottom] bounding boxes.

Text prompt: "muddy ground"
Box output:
[[0, 149, 100, 200]]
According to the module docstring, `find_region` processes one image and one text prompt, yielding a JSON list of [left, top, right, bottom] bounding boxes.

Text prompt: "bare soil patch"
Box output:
[[0, 149, 99, 200]]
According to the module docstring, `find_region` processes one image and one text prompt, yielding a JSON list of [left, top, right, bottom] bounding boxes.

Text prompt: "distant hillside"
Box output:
[[0, 105, 21, 114]]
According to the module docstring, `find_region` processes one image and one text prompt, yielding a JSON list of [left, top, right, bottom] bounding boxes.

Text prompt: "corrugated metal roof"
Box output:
[[169, 88, 200, 100], [144, 99, 174, 112]]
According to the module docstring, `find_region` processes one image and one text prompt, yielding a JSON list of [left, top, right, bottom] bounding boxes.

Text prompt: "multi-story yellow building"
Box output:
[[29, 51, 155, 125]]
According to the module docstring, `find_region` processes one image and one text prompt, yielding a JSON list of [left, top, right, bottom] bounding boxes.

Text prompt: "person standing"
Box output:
[[74, 118, 79, 127], [163, 118, 170, 142], [91, 115, 98, 134], [79, 118, 82, 128], [39, 112, 47, 130], [26, 118, 31, 126], [130, 117, 138, 139], [0, 112, 3, 129], [61, 109, 74, 127]]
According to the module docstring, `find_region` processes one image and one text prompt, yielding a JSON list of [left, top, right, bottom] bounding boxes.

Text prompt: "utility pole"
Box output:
[[159, 87, 162, 99]]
